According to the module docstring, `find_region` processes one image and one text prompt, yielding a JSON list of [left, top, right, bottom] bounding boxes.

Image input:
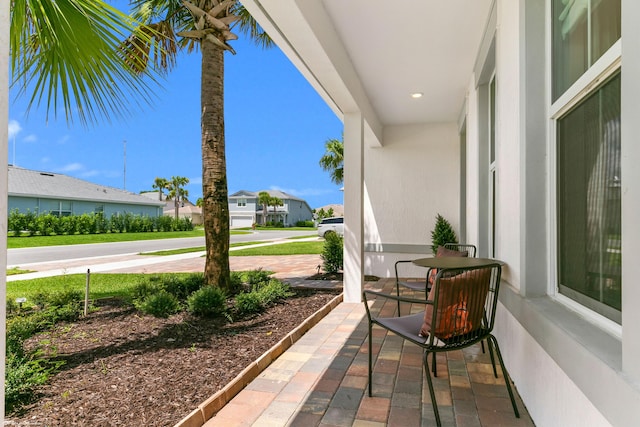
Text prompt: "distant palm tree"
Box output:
[[152, 177, 169, 200], [319, 137, 344, 185], [258, 191, 271, 226], [166, 176, 190, 220], [122, 0, 272, 290], [269, 196, 283, 224], [9, 0, 158, 125]]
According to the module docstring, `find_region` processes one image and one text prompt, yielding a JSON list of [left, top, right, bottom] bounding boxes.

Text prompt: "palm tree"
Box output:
[[122, 0, 272, 290], [152, 177, 169, 200], [166, 176, 190, 219], [269, 196, 283, 224], [319, 137, 344, 185], [9, 0, 158, 125], [258, 191, 271, 226]]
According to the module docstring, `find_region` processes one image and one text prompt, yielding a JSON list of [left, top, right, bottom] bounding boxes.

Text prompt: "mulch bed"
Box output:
[[8, 288, 341, 427]]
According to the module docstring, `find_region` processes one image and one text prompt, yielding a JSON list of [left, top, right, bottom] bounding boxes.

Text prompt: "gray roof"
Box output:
[[8, 166, 165, 207], [229, 189, 306, 203]]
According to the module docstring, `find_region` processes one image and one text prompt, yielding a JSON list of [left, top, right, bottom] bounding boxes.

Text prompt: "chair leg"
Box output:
[[432, 351, 438, 377], [423, 351, 441, 427], [395, 282, 402, 316], [487, 335, 520, 419], [486, 339, 498, 378], [368, 321, 373, 397]]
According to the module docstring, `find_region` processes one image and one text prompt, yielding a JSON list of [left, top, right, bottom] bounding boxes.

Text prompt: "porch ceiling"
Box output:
[[243, 0, 493, 128]]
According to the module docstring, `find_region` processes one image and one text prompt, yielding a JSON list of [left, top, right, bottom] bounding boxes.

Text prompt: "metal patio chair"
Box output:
[[394, 243, 477, 316], [364, 263, 520, 427]]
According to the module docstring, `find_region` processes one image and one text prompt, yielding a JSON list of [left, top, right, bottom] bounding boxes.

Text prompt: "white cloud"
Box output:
[[80, 170, 100, 178], [23, 134, 37, 143], [58, 163, 84, 172], [41, 157, 50, 164], [188, 177, 202, 185], [57, 135, 70, 144], [269, 185, 334, 197], [8, 120, 22, 139]]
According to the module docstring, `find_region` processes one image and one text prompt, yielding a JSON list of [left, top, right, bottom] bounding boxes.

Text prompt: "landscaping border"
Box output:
[[174, 292, 344, 427]]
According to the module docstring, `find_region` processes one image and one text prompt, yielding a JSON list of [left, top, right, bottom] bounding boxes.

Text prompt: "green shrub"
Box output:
[[187, 286, 227, 317], [162, 274, 204, 300], [295, 220, 315, 227], [137, 291, 180, 318], [430, 213, 458, 253], [235, 292, 265, 316], [244, 269, 271, 288], [5, 352, 51, 414], [131, 278, 164, 301], [46, 289, 83, 308], [228, 271, 244, 295], [258, 279, 293, 305], [321, 232, 343, 273]]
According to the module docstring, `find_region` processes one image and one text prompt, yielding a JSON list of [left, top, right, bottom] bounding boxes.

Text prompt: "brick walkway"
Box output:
[[203, 278, 535, 427]]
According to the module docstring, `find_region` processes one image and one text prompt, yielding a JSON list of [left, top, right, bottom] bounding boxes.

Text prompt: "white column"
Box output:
[[343, 112, 364, 303], [1, 0, 10, 418], [621, 0, 640, 383]]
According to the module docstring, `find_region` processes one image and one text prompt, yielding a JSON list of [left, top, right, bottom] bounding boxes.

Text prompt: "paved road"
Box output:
[[8, 229, 316, 266]]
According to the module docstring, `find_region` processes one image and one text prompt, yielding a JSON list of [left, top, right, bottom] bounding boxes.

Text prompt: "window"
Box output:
[[237, 198, 246, 207], [47, 200, 72, 217], [552, 0, 621, 100], [557, 72, 621, 322]]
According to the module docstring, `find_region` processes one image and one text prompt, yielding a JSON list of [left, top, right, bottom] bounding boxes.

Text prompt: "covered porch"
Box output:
[[204, 279, 534, 426]]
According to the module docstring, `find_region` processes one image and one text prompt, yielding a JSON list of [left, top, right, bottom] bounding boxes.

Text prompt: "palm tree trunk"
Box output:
[[201, 38, 231, 290]]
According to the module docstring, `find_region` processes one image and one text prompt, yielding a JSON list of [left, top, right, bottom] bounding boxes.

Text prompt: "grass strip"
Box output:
[[7, 229, 249, 249], [140, 241, 269, 256], [231, 241, 323, 256]]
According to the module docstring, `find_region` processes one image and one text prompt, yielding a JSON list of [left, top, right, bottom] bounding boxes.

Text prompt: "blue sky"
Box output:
[[7, 34, 344, 209]]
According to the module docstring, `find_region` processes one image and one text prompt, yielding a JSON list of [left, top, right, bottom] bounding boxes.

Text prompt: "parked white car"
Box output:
[[317, 217, 344, 237]]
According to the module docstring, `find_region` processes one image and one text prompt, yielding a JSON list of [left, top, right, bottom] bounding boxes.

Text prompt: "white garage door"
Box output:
[[230, 216, 254, 228]]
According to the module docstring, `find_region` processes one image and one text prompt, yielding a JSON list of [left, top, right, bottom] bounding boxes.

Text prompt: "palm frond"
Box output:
[[233, 4, 273, 49], [10, 0, 161, 126]]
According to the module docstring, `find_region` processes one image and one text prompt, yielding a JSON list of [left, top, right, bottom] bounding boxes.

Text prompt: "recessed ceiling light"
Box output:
[[411, 92, 423, 99]]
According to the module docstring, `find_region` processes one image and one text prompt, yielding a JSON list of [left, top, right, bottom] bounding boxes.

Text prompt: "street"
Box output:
[[7, 229, 315, 267]]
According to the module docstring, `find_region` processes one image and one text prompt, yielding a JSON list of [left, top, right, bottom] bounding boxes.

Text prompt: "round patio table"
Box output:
[[412, 257, 504, 269]]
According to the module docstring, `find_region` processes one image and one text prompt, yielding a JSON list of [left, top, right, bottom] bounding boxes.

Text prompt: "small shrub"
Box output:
[[244, 269, 271, 288], [431, 213, 458, 253], [321, 232, 343, 273], [131, 278, 163, 301], [138, 291, 180, 318], [46, 289, 83, 308], [5, 353, 50, 413], [228, 271, 244, 295], [295, 220, 315, 227], [235, 291, 265, 316], [187, 286, 227, 318], [258, 279, 293, 305]]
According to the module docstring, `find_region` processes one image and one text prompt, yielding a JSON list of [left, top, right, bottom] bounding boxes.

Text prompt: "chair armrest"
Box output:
[[363, 289, 433, 306]]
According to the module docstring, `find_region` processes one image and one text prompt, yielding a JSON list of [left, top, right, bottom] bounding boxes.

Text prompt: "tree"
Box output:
[[269, 196, 283, 224], [319, 137, 344, 185], [431, 214, 458, 253], [258, 191, 271, 226], [152, 177, 169, 200], [9, 0, 158, 125], [326, 207, 334, 217], [166, 176, 190, 220], [196, 198, 203, 208], [123, 1, 272, 290]]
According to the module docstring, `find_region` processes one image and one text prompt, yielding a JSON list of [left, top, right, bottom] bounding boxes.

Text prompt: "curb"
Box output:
[[173, 292, 344, 427]]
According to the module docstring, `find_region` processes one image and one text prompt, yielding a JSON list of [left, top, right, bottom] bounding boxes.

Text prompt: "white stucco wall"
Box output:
[[363, 123, 460, 277], [494, 304, 611, 427]]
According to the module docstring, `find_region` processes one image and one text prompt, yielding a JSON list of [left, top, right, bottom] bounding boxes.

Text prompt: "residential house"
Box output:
[[244, 1, 637, 426], [228, 190, 313, 228], [140, 191, 203, 225], [8, 166, 164, 217]]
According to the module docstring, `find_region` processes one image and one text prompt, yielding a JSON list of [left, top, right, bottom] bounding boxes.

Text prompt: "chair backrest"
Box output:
[[421, 263, 501, 347], [444, 243, 477, 258]]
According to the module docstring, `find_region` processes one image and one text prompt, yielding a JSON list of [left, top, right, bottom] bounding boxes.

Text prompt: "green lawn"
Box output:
[[230, 241, 323, 256], [141, 241, 269, 256], [7, 273, 162, 304], [7, 229, 250, 249]]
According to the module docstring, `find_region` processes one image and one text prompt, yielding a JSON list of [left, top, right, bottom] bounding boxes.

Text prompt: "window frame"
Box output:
[[548, 7, 622, 330], [237, 198, 247, 207]]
